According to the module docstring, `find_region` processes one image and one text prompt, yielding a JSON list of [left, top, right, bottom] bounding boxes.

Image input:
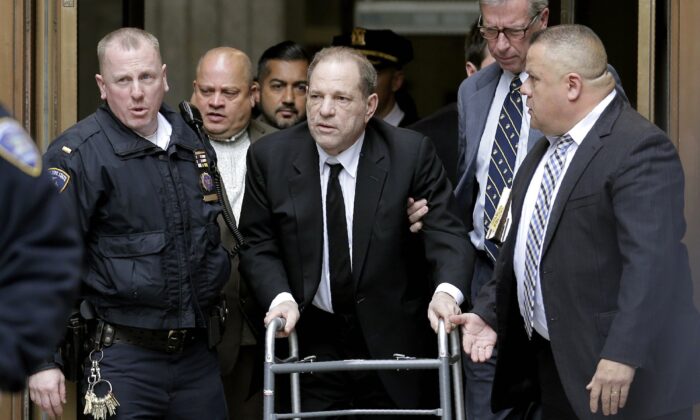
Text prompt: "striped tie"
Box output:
[[522, 134, 575, 338], [484, 76, 523, 262]]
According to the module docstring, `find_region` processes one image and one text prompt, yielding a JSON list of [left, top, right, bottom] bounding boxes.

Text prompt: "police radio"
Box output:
[[179, 101, 246, 253]]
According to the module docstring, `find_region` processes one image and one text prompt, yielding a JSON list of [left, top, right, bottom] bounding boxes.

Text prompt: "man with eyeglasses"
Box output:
[[405, 0, 627, 418], [450, 1, 550, 418]]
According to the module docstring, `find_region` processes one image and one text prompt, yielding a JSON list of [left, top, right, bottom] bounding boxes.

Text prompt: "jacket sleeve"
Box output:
[[410, 135, 473, 300], [44, 137, 101, 238], [599, 131, 689, 368], [0, 157, 82, 391], [238, 144, 293, 309]]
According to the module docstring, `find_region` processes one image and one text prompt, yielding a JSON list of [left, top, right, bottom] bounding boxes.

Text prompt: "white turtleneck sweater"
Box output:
[[209, 126, 250, 221]]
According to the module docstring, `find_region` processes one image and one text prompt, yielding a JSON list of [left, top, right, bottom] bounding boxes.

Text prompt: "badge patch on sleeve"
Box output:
[[48, 167, 71, 193], [0, 117, 41, 177]]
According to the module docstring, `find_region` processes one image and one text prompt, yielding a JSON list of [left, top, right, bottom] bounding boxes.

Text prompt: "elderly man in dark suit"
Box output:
[[452, 24, 700, 420], [239, 46, 471, 414]]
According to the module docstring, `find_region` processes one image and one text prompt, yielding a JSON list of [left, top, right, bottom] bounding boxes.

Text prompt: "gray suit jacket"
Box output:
[[472, 94, 700, 419], [453, 63, 543, 228]]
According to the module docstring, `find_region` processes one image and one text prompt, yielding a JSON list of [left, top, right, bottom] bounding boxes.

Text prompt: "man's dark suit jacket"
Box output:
[[408, 102, 459, 187], [239, 117, 471, 408], [472, 94, 700, 419]]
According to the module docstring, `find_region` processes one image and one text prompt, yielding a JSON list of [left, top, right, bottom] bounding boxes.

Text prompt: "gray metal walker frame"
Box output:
[[263, 318, 466, 419]]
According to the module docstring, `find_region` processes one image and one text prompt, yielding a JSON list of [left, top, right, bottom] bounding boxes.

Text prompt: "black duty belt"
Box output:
[[101, 324, 206, 354]]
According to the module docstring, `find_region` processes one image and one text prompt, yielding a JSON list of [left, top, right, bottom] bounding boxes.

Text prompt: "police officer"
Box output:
[[0, 105, 82, 392], [28, 28, 230, 419], [332, 27, 417, 127]]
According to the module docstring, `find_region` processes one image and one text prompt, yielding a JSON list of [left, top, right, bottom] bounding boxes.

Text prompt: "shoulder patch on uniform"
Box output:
[[48, 167, 71, 193], [0, 117, 41, 177]]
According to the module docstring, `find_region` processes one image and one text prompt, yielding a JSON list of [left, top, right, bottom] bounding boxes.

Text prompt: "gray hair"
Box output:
[[97, 28, 161, 72], [480, 0, 548, 18], [307, 46, 377, 98]]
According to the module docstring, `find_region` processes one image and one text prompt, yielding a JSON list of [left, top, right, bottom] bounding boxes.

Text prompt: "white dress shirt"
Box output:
[[513, 90, 617, 340], [383, 102, 405, 127], [141, 112, 172, 150], [209, 126, 251, 221], [470, 71, 531, 251]]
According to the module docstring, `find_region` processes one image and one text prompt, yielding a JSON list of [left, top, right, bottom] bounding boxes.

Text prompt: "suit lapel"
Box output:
[[465, 66, 501, 173], [248, 118, 276, 144], [510, 137, 550, 234], [352, 124, 388, 285], [288, 135, 324, 304], [540, 95, 623, 257]]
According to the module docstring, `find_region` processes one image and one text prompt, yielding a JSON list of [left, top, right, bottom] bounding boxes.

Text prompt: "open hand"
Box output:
[[449, 313, 497, 362]]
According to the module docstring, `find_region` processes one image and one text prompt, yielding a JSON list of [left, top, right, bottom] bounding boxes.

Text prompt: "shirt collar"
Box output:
[[142, 112, 172, 147], [546, 89, 617, 147], [316, 132, 365, 179], [383, 102, 404, 127], [502, 70, 529, 85]]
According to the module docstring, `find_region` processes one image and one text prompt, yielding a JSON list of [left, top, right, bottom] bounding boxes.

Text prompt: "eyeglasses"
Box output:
[[478, 11, 541, 41]]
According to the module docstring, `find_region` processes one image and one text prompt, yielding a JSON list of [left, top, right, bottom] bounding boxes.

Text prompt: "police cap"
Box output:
[[332, 27, 413, 69]]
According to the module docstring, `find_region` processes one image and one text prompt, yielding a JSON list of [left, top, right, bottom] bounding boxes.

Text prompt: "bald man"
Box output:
[[192, 47, 275, 420], [452, 24, 700, 420]]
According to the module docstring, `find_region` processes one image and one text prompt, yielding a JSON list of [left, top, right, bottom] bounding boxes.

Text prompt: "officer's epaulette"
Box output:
[[0, 117, 41, 177], [46, 115, 101, 192], [50, 114, 101, 157]]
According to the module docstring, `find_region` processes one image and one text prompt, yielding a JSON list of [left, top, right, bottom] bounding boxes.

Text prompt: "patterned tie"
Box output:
[[484, 76, 523, 261], [522, 134, 575, 338], [326, 163, 354, 314]]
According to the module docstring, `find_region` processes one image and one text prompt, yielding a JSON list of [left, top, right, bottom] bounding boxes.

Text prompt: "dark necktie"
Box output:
[[326, 163, 353, 314], [484, 76, 523, 261]]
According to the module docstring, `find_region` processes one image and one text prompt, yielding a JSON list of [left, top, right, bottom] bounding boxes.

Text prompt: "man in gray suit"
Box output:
[[425, 0, 551, 418], [192, 46, 276, 420], [452, 24, 700, 420]]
